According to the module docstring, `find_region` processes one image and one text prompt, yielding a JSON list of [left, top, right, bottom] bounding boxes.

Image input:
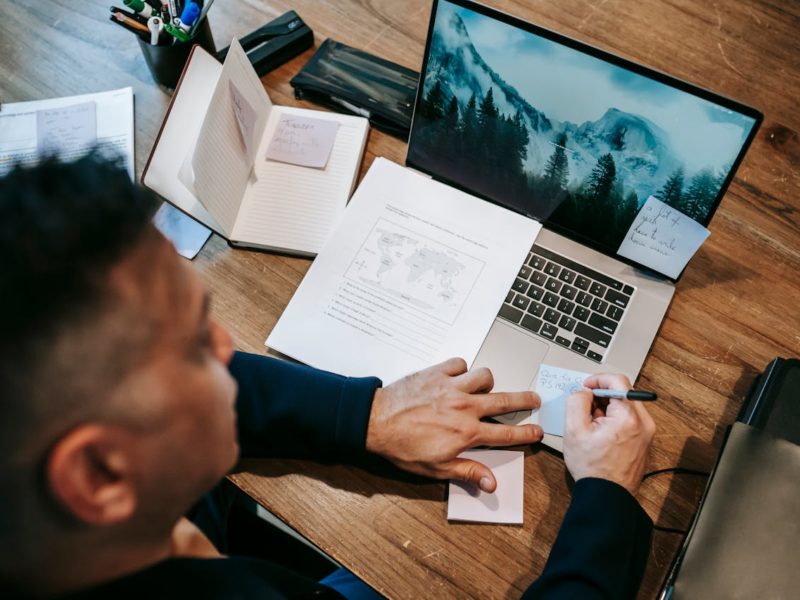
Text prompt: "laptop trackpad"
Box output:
[[472, 320, 549, 424]]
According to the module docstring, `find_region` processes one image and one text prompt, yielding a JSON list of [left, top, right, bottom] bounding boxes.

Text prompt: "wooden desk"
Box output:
[[2, 1, 798, 598]]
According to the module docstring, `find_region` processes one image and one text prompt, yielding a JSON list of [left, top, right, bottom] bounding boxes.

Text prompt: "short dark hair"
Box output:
[[0, 151, 158, 473]]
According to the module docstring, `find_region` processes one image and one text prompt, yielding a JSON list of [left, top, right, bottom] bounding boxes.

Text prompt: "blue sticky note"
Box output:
[[154, 203, 212, 259]]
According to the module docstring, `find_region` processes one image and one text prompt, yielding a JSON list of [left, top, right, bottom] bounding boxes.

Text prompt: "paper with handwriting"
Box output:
[[447, 450, 524, 524], [229, 80, 258, 160], [265, 114, 338, 169], [532, 364, 591, 437], [617, 195, 710, 279], [36, 101, 96, 156], [0, 89, 132, 179]]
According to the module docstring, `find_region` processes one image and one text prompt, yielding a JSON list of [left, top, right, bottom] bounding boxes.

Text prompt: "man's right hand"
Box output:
[[563, 373, 656, 496], [366, 358, 543, 493]]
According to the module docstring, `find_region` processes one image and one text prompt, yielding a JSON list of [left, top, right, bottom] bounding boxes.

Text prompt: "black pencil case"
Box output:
[[290, 39, 420, 139]]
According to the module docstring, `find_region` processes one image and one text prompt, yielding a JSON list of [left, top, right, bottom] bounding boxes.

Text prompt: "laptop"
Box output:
[[406, 0, 761, 443]]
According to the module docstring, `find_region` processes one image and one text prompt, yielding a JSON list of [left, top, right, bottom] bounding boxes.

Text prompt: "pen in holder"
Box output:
[[138, 18, 215, 90]]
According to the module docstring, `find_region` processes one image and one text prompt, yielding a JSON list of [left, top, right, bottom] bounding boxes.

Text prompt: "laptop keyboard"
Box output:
[[499, 245, 635, 363]]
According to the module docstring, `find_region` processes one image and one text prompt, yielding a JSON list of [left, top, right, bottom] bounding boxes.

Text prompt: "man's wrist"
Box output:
[[365, 387, 383, 455], [574, 475, 640, 500], [334, 374, 382, 452]]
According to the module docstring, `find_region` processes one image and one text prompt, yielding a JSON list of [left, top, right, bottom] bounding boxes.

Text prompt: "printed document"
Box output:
[[267, 157, 542, 384], [0, 87, 134, 178]]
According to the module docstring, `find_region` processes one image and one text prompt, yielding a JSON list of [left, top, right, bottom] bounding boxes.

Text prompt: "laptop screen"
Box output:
[[406, 0, 761, 279]]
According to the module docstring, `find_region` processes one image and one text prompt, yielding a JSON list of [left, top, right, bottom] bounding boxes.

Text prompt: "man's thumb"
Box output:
[[450, 457, 497, 493], [565, 387, 594, 433]]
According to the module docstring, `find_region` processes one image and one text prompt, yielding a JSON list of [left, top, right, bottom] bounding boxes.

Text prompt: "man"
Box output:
[[0, 154, 655, 599]]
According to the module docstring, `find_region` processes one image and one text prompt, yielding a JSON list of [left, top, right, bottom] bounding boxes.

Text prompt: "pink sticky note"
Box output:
[[265, 114, 339, 169], [447, 450, 524, 524], [229, 80, 257, 159]]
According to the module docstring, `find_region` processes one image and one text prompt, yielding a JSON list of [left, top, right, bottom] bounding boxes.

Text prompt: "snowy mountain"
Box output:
[[427, 8, 552, 133], [561, 108, 680, 200], [425, 9, 681, 203]]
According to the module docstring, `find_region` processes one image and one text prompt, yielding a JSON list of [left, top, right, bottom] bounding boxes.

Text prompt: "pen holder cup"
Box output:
[[138, 19, 215, 90]]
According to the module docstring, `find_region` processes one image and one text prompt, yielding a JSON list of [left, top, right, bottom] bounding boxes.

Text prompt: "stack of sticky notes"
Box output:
[[447, 449, 526, 524]]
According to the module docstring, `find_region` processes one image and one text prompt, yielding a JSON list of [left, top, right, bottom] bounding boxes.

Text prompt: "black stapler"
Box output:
[[216, 11, 314, 76]]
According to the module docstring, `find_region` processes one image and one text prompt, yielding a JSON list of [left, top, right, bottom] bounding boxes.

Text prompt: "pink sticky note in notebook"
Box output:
[[447, 450, 524, 524], [265, 113, 339, 169]]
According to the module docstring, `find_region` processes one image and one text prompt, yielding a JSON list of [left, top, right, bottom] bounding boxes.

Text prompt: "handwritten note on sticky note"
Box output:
[[532, 364, 591, 437], [229, 81, 257, 160], [36, 101, 96, 155], [617, 195, 711, 279], [447, 450, 524, 524], [265, 114, 339, 169]]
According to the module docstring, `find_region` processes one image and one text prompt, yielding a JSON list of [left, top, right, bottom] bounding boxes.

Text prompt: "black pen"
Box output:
[[592, 389, 657, 401]]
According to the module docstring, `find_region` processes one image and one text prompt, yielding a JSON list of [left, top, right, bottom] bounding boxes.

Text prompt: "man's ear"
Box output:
[[46, 424, 138, 526]]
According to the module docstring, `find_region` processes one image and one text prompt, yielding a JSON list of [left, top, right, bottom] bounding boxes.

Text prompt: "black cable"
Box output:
[[642, 466, 709, 481], [641, 467, 710, 535], [653, 525, 691, 534]]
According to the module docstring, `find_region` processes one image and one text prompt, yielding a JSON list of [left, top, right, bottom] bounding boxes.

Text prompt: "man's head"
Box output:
[[0, 154, 238, 580]]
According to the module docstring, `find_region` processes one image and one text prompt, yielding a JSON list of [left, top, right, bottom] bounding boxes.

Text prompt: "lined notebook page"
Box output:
[[231, 107, 368, 255], [191, 39, 271, 237]]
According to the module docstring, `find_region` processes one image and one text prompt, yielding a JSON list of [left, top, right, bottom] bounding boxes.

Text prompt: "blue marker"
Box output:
[[179, 2, 200, 29], [188, 0, 215, 37]]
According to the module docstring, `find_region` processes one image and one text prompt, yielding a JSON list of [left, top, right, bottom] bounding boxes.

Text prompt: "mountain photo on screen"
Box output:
[[408, 1, 756, 252]]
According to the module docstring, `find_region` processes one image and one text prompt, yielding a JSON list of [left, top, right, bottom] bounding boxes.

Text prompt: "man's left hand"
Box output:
[[366, 357, 542, 492]]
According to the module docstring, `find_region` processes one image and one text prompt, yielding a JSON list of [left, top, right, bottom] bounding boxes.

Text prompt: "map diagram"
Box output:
[[345, 219, 484, 324]]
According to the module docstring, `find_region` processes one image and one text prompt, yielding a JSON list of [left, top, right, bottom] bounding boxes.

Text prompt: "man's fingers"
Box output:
[[476, 422, 543, 446], [565, 388, 594, 433], [447, 457, 497, 493], [583, 372, 632, 391], [628, 395, 656, 430], [435, 357, 469, 377], [606, 397, 657, 440], [605, 397, 634, 418], [477, 390, 540, 417], [454, 366, 494, 393]]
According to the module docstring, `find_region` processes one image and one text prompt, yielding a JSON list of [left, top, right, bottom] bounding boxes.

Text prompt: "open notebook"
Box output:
[[143, 39, 370, 257]]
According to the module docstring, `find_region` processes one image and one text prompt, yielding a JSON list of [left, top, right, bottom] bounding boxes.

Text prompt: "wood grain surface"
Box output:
[[2, 1, 798, 598]]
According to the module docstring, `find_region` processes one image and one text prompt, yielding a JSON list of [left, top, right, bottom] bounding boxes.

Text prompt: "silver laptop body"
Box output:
[[406, 0, 761, 448]]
